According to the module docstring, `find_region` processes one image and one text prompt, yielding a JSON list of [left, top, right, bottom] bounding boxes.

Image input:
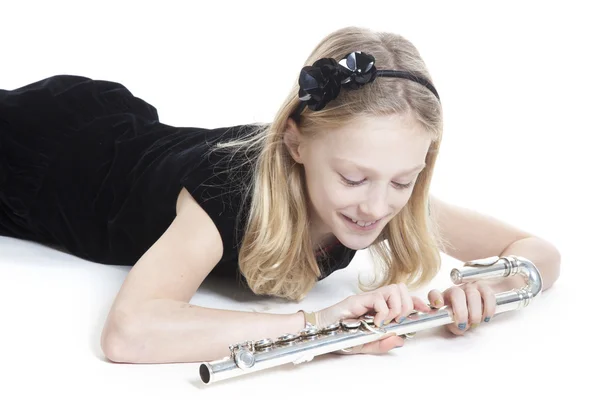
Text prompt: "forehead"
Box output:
[[316, 114, 431, 169]]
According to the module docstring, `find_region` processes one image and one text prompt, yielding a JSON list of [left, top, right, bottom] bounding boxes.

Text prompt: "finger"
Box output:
[[411, 296, 431, 313], [371, 292, 390, 327], [381, 285, 403, 325], [444, 287, 468, 333], [428, 289, 444, 309], [465, 284, 483, 325], [397, 283, 413, 319], [356, 334, 405, 354], [444, 323, 463, 336], [479, 284, 496, 323]]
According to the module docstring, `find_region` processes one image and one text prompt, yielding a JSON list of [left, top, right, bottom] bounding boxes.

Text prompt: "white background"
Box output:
[[0, 0, 597, 399]]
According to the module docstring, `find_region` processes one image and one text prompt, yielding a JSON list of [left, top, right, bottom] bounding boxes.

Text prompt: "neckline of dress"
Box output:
[[314, 238, 343, 258]]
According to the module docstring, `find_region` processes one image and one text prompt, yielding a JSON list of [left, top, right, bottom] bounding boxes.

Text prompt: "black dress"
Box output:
[[0, 74, 356, 284]]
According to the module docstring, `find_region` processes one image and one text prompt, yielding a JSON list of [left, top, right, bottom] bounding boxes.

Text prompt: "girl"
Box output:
[[0, 26, 560, 364]]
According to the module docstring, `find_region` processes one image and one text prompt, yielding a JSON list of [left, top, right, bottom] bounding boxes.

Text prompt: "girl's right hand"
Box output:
[[315, 283, 431, 355]]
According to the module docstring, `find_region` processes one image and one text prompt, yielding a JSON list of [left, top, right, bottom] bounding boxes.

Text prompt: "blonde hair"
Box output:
[[208, 26, 448, 301]]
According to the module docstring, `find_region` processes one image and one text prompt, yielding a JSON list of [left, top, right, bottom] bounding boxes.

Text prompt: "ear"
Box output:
[[283, 117, 304, 164]]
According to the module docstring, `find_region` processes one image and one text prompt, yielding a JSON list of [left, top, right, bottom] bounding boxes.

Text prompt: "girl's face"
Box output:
[[285, 112, 431, 250]]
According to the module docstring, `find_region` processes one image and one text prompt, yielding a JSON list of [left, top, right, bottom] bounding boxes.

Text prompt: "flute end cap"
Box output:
[[199, 363, 212, 385], [450, 268, 462, 284]]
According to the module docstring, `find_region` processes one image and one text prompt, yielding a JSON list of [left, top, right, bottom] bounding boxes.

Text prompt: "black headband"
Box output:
[[291, 51, 440, 122]]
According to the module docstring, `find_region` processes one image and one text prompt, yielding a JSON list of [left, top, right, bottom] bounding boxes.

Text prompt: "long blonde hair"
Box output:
[[208, 26, 448, 301]]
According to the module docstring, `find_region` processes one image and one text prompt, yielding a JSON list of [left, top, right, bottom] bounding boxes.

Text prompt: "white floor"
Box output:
[[1, 1, 598, 399], [0, 233, 593, 399]]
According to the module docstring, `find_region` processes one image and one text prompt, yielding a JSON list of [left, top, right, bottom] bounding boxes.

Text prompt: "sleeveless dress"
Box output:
[[0, 74, 356, 284]]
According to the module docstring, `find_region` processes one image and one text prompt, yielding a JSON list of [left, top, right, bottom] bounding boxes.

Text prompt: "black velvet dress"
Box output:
[[0, 74, 356, 283]]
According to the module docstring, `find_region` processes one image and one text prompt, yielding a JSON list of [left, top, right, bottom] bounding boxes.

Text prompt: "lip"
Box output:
[[341, 213, 382, 232]]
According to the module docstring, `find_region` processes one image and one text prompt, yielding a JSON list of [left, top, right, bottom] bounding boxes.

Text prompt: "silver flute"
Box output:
[[199, 255, 542, 385]]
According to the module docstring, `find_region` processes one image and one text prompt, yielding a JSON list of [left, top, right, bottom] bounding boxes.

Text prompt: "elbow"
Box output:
[[550, 247, 562, 290], [541, 241, 562, 292], [101, 329, 131, 363], [552, 245, 561, 280], [100, 310, 143, 363]]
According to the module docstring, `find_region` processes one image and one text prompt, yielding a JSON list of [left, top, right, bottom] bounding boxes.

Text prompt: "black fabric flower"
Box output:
[[297, 58, 346, 112], [297, 51, 378, 112], [338, 51, 377, 89]]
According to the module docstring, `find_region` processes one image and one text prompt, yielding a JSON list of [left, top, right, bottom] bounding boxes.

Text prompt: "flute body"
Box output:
[[198, 255, 542, 385]]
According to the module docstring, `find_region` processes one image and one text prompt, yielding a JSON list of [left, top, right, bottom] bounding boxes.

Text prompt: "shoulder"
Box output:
[[175, 186, 224, 259]]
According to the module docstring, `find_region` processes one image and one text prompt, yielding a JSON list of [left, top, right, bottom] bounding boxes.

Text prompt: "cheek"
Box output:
[[304, 172, 331, 202], [393, 193, 412, 210], [307, 175, 348, 209]]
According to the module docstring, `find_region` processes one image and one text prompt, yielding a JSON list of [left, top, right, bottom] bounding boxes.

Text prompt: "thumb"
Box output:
[[350, 332, 404, 355]]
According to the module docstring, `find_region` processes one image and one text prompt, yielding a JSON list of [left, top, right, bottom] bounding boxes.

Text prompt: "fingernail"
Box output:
[[484, 317, 491, 323], [471, 323, 479, 329], [458, 323, 467, 330], [384, 319, 391, 325], [435, 299, 443, 307]]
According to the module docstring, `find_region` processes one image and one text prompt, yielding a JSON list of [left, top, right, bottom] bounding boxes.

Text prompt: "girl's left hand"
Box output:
[[427, 282, 496, 335]]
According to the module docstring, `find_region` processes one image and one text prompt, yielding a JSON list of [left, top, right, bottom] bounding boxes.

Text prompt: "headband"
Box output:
[[291, 51, 440, 121]]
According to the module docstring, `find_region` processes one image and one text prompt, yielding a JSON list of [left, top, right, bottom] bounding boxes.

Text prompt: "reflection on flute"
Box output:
[[198, 255, 542, 385]]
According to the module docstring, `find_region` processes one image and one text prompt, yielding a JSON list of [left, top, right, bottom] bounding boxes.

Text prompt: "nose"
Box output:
[[358, 185, 389, 221]]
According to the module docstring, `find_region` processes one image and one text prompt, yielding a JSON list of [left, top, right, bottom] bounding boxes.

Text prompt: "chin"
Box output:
[[335, 233, 379, 251], [350, 240, 376, 251]]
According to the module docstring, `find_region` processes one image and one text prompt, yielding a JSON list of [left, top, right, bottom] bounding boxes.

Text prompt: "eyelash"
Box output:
[[340, 176, 413, 190]]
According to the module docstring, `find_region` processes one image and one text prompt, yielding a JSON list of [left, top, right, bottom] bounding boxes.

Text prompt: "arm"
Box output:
[[102, 299, 306, 364], [100, 188, 306, 364], [493, 235, 561, 293], [429, 195, 561, 292]]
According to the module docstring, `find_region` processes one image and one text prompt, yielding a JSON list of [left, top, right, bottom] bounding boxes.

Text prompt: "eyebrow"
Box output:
[[333, 157, 426, 177]]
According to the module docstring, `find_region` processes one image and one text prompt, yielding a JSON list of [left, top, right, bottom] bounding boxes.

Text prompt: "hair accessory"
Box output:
[[291, 51, 440, 121]]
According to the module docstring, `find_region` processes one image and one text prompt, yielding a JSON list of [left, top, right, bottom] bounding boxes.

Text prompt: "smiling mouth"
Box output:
[[343, 213, 385, 224], [350, 217, 379, 226], [341, 213, 383, 230]]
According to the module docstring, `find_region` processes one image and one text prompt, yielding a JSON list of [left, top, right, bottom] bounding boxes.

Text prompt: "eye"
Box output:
[[340, 175, 413, 190]]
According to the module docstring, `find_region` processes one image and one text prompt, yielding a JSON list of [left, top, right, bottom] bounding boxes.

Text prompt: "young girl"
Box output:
[[0, 26, 560, 364]]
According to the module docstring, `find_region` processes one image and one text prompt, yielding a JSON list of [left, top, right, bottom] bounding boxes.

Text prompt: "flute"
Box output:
[[198, 255, 542, 385]]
